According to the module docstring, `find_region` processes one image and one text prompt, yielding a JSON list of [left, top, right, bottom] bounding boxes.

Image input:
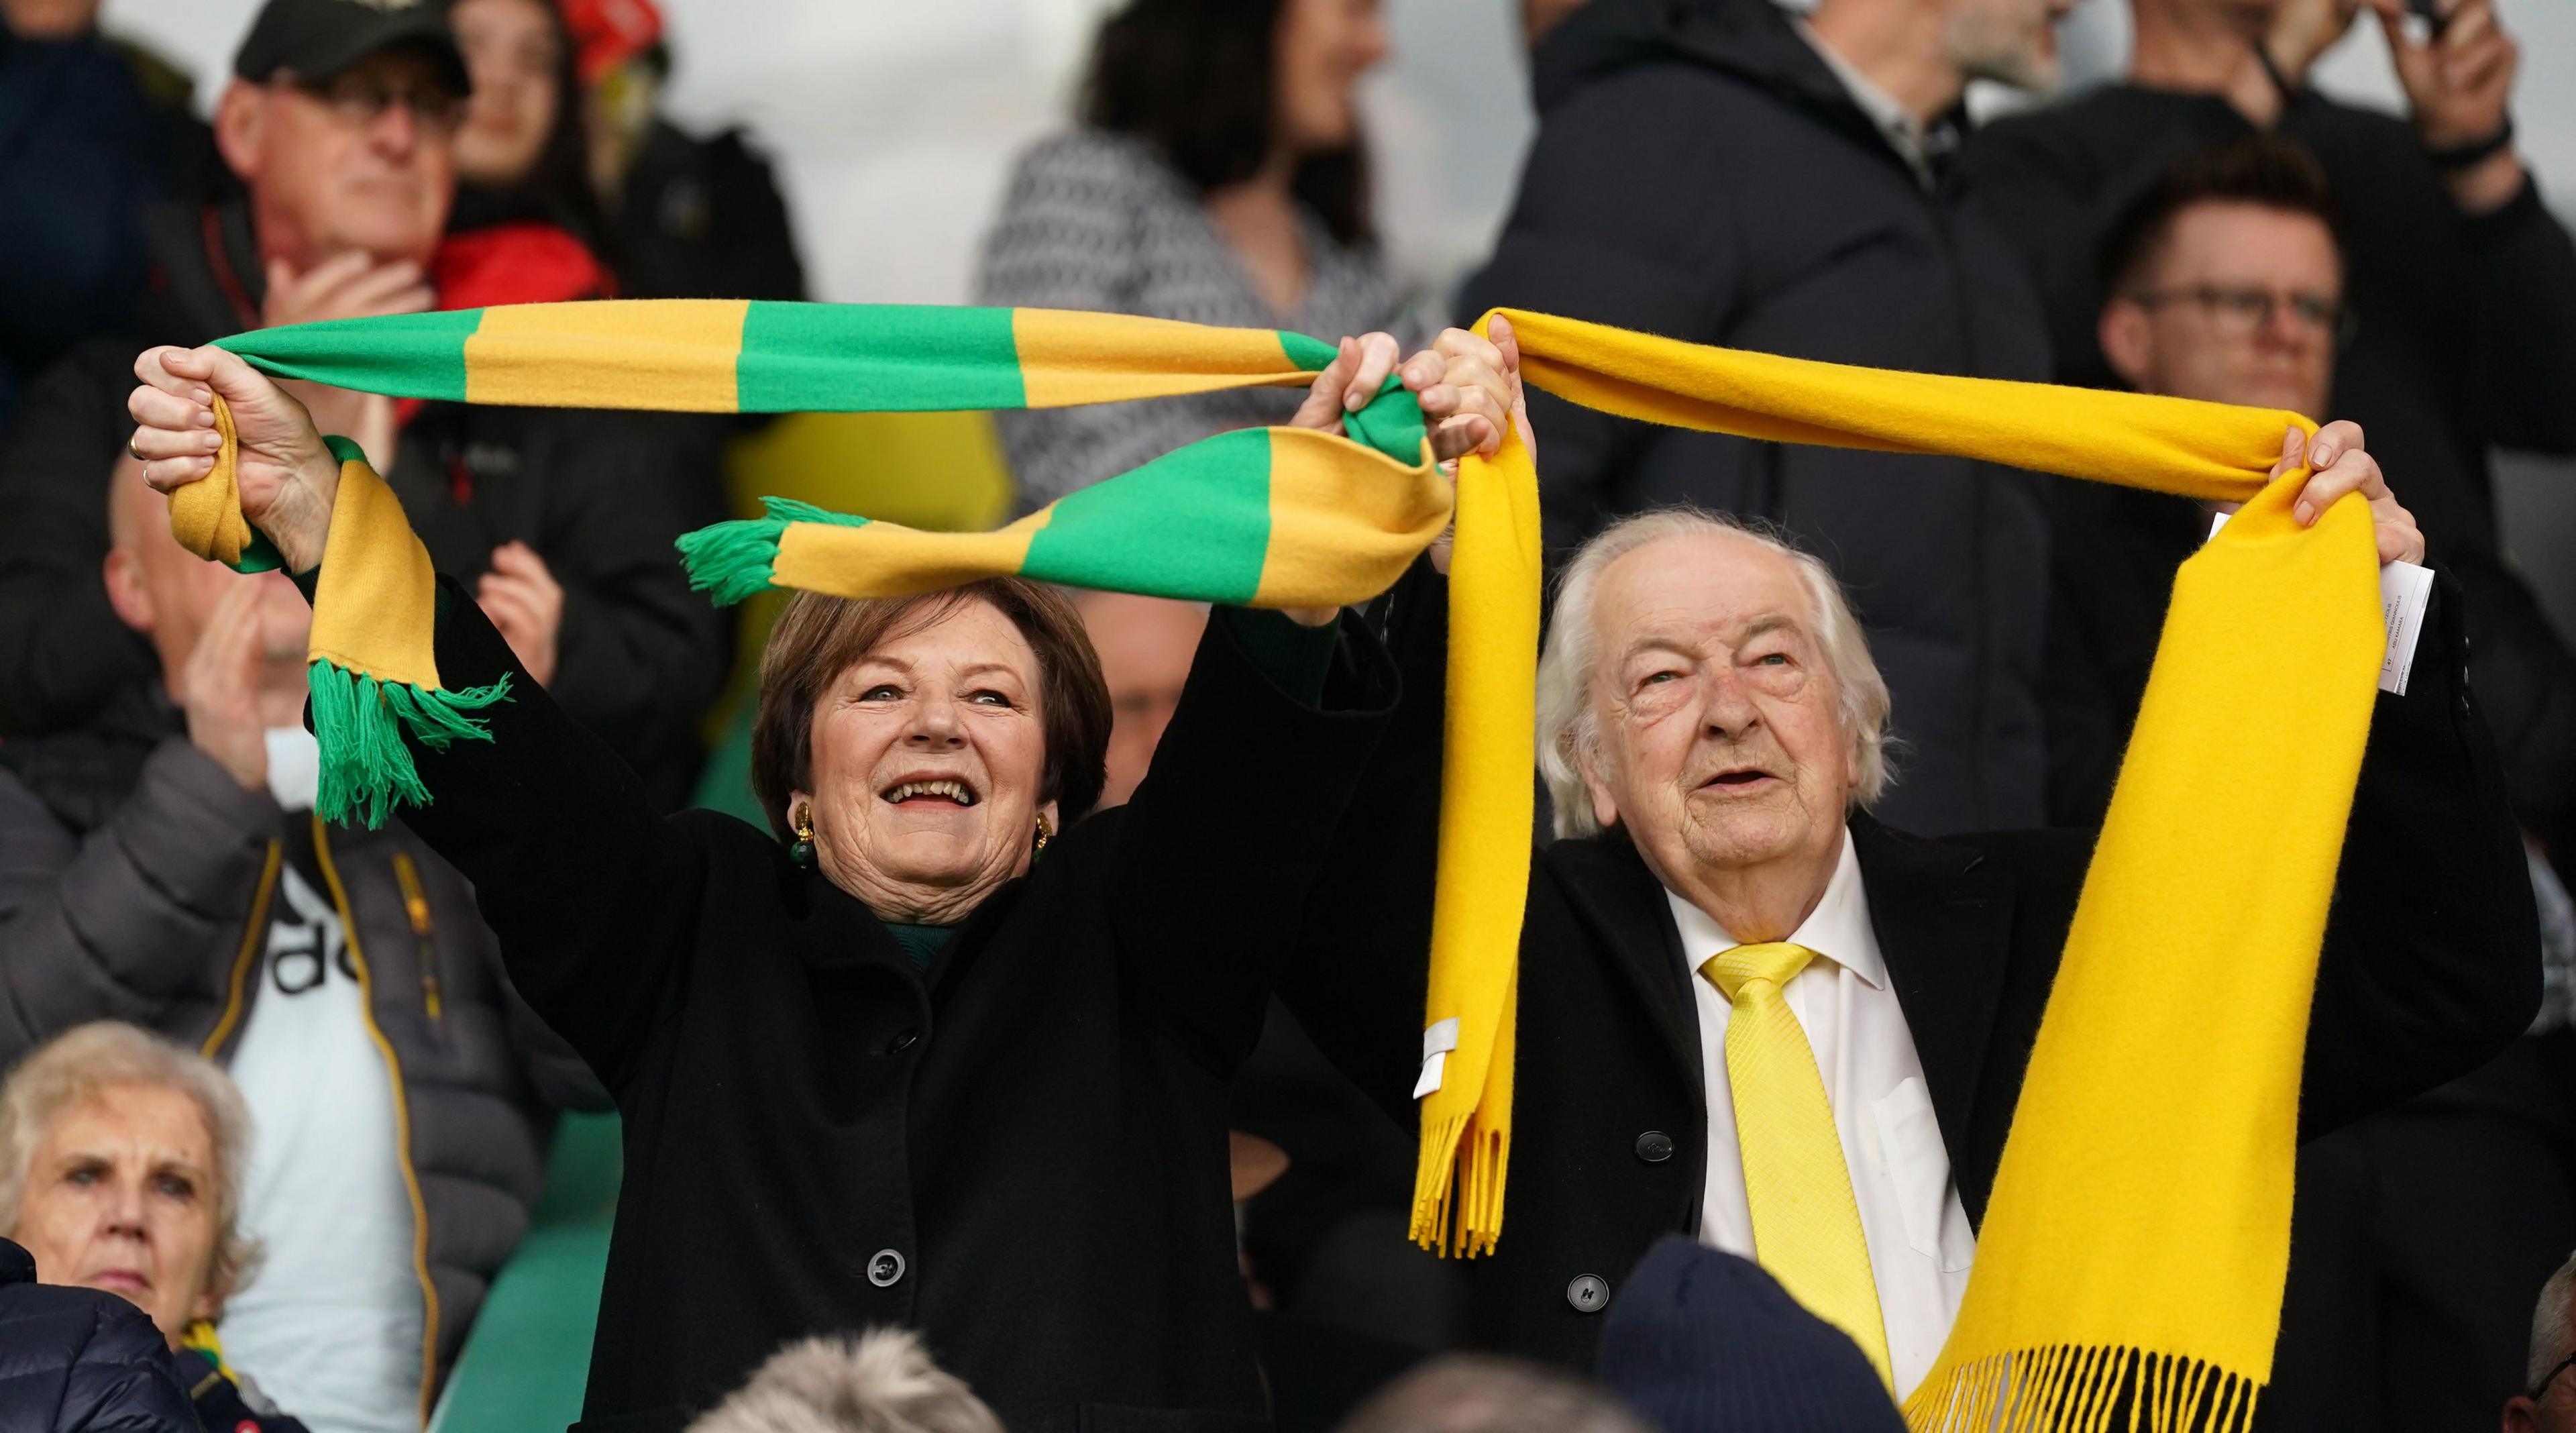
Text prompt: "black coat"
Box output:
[[0, 1239, 196, 1433], [399, 584, 1399, 1433], [1282, 565, 2538, 1373], [1458, 0, 2053, 837], [1962, 85, 2576, 835], [0, 198, 729, 807]]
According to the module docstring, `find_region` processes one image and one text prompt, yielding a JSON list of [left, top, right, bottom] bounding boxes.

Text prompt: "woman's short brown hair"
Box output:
[[750, 580, 1114, 841]]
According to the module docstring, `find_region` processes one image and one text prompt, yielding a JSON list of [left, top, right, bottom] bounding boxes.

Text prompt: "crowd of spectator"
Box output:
[[1, 0, 2573, 1430]]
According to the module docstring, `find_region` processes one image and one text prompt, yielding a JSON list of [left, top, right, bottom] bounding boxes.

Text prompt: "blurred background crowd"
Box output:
[[2, 0, 2575, 1430]]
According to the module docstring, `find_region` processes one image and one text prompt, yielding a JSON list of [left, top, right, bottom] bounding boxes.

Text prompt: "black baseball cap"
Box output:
[[233, 0, 472, 96]]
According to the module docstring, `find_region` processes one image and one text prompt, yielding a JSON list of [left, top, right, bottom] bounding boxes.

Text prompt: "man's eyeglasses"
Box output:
[[2125, 285, 2359, 345], [285, 72, 466, 137], [2529, 1348, 2576, 1403]]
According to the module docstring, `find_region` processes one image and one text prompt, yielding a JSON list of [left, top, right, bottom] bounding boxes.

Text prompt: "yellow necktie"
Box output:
[[1701, 941, 1894, 1389]]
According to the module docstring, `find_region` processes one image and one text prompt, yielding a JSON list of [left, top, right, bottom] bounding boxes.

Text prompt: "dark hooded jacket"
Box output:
[[0, 686, 602, 1411], [0, 1239, 197, 1433], [1963, 84, 2576, 840], [1458, 0, 2053, 836], [0, 194, 729, 808]]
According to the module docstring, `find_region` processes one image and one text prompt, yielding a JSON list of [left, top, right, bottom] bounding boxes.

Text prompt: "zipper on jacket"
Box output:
[[201, 841, 283, 1060], [389, 851, 443, 1022], [310, 812, 443, 1423]]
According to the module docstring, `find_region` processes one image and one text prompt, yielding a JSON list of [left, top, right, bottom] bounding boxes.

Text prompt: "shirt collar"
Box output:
[[1666, 826, 1888, 991], [1793, 18, 1951, 188]]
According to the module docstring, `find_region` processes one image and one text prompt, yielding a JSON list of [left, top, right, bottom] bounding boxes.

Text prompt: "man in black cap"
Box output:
[[0, 0, 727, 808], [0, 1, 712, 1426]]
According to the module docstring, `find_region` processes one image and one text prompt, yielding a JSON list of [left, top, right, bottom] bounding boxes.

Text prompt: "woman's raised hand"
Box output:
[[129, 345, 341, 573], [1288, 319, 1533, 467]]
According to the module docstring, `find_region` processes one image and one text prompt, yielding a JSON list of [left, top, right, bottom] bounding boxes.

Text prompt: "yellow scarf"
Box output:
[[175, 302, 2380, 1430]]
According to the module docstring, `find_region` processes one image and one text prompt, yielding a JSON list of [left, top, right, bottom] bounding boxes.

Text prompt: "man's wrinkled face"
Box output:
[[2102, 202, 2343, 419], [219, 48, 459, 266], [1577, 532, 1856, 888], [1944, 0, 2078, 92]]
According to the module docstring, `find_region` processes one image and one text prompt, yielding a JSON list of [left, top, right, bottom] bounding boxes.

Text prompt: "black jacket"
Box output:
[[0, 197, 729, 806], [0, 1239, 196, 1433], [605, 120, 807, 306], [1281, 564, 2538, 1373], [0, 684, 601, 1405], [1458, 0, 2053, 836], [398, 582, 1399, 1432], [1962, 85, 2576, 833]]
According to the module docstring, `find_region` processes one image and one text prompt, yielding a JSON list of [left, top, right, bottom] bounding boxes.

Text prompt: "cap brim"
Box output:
[[288, 12, 472, 97]]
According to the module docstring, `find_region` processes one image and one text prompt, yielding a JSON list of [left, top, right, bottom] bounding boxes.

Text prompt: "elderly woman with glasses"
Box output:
[[0, 1021, 303, 1430], [121, 324, 1517, 1433]]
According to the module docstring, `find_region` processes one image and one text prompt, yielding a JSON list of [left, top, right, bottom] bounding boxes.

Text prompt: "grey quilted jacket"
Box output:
[[0, 692, 600, 1418]]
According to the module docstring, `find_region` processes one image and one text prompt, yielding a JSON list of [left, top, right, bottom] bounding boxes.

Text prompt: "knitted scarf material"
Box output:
[[178, 300, 2382, 1431]]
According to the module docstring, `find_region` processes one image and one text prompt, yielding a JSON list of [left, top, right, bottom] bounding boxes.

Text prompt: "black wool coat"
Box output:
[[401, 585, 1399, 1433], [1458, 0, 2054, 837], [1281, 566, 2539, 1373]]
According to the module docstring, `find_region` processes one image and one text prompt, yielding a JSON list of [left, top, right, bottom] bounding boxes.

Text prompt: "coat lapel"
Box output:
[[1849, 814, 2015, 1179], [1546, 832, 1707, 1102]]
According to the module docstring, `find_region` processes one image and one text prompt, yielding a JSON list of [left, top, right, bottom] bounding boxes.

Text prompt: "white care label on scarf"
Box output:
[[2377, 560, 2433, 696], [1413, 1018, 1460, 1099], [2208, 512, 2430, 695]]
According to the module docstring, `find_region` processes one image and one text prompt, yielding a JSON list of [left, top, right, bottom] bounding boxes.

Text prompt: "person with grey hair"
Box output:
[[1334, 1354, 1650, 1433], [2510, 1251, 2576, 1433], [1281, 341, 2538, 1397], [686, 1329, 1001, 1433], [0, 1020, 307, 1430]]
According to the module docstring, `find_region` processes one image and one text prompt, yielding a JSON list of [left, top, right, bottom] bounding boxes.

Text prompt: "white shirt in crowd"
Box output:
[[1668, 827, 1978, 1398], [216, 727, 425, 1433]]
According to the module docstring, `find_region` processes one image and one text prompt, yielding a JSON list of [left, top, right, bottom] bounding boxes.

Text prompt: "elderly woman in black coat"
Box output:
[[122, 327, 1517, 1433]]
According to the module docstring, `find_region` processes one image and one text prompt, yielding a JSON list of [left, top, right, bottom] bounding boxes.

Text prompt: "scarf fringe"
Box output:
[[1902, 1346, 2263, 1433], [676, 496, 869, 606], [1408, 1113, 1508, 1258], [310, 660, 512, 829]]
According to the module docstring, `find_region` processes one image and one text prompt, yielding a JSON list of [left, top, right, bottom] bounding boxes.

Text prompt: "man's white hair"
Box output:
[[2531, 1250, 2576, 1391], [687, 1329, 1003, 1433], [1538, 508, 1896, 840]]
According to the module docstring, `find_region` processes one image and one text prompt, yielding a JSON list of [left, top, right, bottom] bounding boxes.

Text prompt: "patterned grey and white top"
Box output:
[[975, 129, 1431, 515]]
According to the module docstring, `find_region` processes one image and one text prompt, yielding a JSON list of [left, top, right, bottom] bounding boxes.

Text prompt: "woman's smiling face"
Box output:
[[799, 596, 1057, 925]]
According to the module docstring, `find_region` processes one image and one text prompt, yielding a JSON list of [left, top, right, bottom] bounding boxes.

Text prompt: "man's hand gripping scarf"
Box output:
[[176, 300, 2381, 1431]]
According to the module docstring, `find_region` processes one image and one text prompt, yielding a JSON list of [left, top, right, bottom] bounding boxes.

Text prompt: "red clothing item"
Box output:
[[407, 221, 617, 437]]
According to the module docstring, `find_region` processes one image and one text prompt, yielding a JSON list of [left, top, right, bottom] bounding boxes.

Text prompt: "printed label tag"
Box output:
[[2377, 560, 2432, 696], [1412, 1051, 1448, 1100]]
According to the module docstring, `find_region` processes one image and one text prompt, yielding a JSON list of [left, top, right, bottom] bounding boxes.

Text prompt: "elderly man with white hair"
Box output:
[[1283, 354, 2538, 1395]]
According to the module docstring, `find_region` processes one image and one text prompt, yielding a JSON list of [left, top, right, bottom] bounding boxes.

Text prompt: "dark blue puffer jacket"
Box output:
[[0, 1238, 195, 1432]]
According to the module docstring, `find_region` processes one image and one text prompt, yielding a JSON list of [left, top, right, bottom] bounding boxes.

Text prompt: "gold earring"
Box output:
[[790, 804, 816, 866], [1034, 814, 1053, 853]]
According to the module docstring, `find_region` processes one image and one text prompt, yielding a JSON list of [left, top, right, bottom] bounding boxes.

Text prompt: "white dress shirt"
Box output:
[[1668, 827, 1977, 1397]]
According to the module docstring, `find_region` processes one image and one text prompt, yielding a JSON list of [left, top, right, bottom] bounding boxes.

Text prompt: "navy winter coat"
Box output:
[[0, 1239, 195, 1432]]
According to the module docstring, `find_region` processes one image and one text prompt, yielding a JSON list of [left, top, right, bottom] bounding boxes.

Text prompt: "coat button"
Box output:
[[1635, 1130, 1674, 1164], [1565, 1274, 1609, 1313], [887, 1029, 920, 1055], [867, 1249, 906, 1287]]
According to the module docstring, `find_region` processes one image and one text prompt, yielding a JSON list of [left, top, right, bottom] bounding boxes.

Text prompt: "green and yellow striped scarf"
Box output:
[[180, 301, 2380, 1431]]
